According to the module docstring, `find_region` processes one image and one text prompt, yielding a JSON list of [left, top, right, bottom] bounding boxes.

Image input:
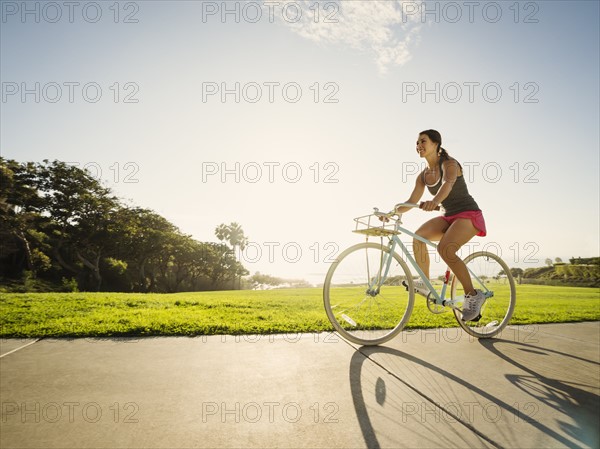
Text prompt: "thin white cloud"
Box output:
[[268, 1, 423, 74]]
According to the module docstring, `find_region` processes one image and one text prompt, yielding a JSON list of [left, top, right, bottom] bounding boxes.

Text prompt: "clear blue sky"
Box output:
[[2, 1, 599, 283]]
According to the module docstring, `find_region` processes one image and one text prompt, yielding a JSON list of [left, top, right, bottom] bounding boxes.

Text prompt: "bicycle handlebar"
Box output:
[[374, 202, 441, 219], [405, 202, 442, 211]]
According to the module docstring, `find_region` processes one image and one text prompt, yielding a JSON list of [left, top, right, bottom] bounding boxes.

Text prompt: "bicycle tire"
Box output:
[[323, 242, 415, 346], [451, 251, 517, 338]]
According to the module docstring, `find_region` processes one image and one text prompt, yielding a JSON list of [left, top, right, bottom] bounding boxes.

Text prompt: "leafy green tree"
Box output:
[[497, 268, 523, 283], [39, 160, 120, 290], [197, 242, 247, 289], [0, 159, 49, 278], [511, 268, 524, 278], [1, 159, 255, 292], [249, 272, 284, 289], [110, 207, 179, 292], [569, 257, 599, 265]]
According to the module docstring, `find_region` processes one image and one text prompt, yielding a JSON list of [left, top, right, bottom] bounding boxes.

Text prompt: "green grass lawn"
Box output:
[[1, 285, 599, 337]]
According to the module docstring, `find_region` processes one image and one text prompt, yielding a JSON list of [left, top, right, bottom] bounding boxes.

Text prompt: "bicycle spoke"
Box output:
[[451, 251, 516, 338], [323, 242, 414, 345]]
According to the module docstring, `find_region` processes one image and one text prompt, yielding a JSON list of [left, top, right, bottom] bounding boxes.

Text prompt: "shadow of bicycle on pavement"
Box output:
[[478, 338, 600, 449], [349, 339, 599, 449]]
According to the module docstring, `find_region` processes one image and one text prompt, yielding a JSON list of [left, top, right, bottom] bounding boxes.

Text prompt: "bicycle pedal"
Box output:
[[470, 314, 482, 322], [401, 280, 427, 296]]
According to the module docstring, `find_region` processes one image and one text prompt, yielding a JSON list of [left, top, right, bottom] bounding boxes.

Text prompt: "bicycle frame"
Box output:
[[326, 209, 516, 344], [368, 218, 491, 308]]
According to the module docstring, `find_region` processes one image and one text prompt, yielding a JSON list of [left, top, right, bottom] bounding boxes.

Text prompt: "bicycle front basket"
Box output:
[[353, 214, 401, 237]]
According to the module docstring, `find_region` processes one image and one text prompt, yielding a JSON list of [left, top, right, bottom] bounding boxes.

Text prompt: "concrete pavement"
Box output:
[[1, 322, 599, 448]]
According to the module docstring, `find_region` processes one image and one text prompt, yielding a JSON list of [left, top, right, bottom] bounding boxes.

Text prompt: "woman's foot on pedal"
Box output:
[[461, 290, 485, 321]]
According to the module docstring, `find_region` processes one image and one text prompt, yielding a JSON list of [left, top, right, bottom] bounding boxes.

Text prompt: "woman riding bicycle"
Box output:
[[395, 129, 487, 322]]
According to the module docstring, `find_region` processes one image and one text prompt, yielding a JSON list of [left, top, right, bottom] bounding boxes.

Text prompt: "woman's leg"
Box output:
[[437, 219, 479, 294], [414, 217, 449, 278]]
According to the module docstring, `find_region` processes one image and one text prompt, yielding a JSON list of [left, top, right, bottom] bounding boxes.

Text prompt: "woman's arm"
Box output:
[[421, 159, 460, 211], [395, 171, 426, 214]]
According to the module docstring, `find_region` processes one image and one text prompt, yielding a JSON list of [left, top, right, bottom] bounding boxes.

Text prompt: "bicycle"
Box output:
[[323, 203, 517, 346]]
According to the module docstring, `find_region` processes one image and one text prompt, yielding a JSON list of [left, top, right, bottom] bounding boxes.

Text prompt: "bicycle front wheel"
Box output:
[[451, 251, 516, 338], [323, 242, 415, 346]]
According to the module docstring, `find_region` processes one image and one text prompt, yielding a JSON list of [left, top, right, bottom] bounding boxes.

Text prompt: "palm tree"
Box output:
[[215, 222, 248, 289]]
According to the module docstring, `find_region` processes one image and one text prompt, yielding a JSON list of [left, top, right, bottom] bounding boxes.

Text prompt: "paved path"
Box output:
[[1, 322, 599, 448]]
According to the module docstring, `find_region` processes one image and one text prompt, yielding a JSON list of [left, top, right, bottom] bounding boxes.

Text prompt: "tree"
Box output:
[[215, 222, 248, 289], [37, 160, 122, 291], [511, 268, 523, 284], [0, 159, 49, 278], [249, 272, 284, 289], [2, 159, 257, 293], [555, 257, 563, 263], [545, 258, 553, 267], [193, 242, 246, 289], [498, 268, 524, 284], [215, 222, 248, 254], [110, 207, 179, 292], [569, 257, 600, 265]]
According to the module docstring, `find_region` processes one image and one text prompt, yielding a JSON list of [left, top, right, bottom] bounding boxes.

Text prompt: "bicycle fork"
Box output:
[[365, 240, 395, 296]]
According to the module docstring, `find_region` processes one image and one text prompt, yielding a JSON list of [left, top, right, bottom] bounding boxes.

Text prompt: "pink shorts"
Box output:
[[440, 210, 487, 237]]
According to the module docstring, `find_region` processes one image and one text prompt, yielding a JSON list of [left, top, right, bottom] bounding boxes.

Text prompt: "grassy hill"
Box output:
[[522, 263, 599, 287]]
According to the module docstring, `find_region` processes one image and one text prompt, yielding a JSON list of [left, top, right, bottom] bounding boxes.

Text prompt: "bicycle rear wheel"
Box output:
[[323, 242, 415, 346], [451, 251, 516, 338]]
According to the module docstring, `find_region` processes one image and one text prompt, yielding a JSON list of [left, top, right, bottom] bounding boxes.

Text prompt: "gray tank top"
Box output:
[[423, 158, 480, 216]]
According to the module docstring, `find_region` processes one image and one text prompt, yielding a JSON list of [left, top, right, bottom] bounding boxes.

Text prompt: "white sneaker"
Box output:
[[461, 289, 486, 321]]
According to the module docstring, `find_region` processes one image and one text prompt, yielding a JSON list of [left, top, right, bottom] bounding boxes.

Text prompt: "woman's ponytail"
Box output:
[[438, 146, 450, 161]]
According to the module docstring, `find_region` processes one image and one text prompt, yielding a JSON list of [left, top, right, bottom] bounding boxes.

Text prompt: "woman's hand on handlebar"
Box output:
[[419, 201, 440, 212]]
